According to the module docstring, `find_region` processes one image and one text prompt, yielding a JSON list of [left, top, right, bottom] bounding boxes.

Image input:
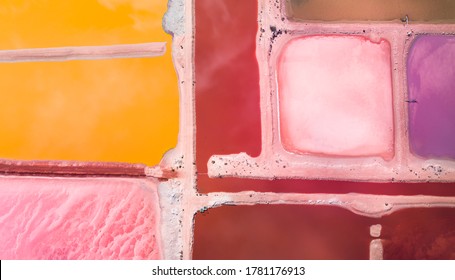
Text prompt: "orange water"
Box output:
[[0, 1, 178, 165]]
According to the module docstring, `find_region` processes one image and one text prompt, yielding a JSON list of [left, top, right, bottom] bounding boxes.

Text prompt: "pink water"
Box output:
[[0, 176, 161, 259]]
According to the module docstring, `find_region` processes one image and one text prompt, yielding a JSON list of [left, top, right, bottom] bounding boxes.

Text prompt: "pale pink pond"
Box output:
[[278, 35, 394, 159]]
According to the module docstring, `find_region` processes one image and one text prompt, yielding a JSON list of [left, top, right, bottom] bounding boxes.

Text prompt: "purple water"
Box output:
[[407, 35, 455, 159]]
